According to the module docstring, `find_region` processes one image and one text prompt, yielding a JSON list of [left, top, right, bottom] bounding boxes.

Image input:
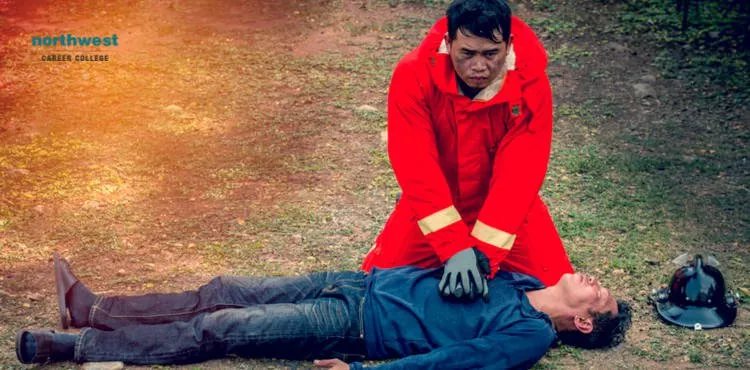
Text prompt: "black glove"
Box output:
[[438, 247, 491, 302]]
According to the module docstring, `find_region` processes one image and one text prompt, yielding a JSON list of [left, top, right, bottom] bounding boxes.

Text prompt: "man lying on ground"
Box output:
[[16, 253, 631, 369]]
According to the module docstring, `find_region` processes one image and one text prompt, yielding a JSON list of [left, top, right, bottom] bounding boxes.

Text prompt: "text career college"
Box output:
[[32, 34, 118, 62], [41, 54, 109, 62]]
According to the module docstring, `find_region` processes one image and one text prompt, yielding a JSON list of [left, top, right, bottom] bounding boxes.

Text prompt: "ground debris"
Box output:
[[632, 83, 655, 99], [163, 104, 184, 114], [25, 293, 43, 301], [605, 41, 628, 52], [83, 200, 100, 210], [356, 105, 379, 113], [82, 362, 125, 370]]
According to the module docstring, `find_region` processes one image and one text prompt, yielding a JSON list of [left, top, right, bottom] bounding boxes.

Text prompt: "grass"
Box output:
[[0, 135, 99, 200], [614, 0, 750, 101], [0, 0, 748, 368], [548, 44, 593, 69], [527, 17, 578, 37], [548, 140, 748, 268]]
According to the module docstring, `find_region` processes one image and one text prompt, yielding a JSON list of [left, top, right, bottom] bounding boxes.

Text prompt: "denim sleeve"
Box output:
[[349, 362, 364, 370], [359, 327, 555, 370]]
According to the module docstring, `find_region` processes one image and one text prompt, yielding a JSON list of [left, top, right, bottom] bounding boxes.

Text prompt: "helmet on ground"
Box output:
[[653, 254, 738, 330]]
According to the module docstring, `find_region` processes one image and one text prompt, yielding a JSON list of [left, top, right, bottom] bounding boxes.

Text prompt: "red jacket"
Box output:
[[363, 16, 554, 276]]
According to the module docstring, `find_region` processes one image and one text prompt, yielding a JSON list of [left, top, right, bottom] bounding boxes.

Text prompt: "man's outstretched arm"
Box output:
[[346, 326, 555, 370]]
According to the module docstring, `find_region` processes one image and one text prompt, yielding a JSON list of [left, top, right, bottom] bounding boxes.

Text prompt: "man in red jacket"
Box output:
[[362, 0, 574, 301]]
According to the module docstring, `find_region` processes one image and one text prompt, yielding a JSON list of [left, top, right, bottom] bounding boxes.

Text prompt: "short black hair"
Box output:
[[446, 0, 512, 43], [557, 300, 633, 349]]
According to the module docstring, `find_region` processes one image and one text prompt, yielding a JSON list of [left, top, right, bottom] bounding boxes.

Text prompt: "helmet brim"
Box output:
[[656, 301, 737, 329]]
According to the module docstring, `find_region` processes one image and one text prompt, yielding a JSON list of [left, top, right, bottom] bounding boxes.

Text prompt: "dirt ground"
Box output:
[[0, 0, 747, 369]]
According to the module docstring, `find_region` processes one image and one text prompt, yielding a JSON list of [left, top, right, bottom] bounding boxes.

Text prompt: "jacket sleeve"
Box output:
[[469, 73, 554, 263], [388, 58, 473, 263], [351, 324, 555, 370]]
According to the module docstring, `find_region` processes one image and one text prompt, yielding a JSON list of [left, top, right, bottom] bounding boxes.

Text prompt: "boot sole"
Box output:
[[53, 253, 70, 329], [15, 330, 28, 363]]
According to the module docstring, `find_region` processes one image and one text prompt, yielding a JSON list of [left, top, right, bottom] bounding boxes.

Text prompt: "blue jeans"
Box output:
[[74, 271, 368, 365]]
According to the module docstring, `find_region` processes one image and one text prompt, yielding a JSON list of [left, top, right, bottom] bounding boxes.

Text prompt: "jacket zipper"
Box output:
[[452, 99, 461, 201]]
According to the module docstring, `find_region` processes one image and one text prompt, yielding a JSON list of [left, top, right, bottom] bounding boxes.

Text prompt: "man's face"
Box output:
[[445, 28, 510, 90], [558, 272, 618, 316]]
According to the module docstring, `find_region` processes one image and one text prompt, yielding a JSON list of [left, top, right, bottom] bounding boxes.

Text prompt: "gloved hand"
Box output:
[[438, 247, 491, 302]]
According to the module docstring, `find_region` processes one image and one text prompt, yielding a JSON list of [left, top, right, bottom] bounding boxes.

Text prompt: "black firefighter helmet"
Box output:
[[653, 254, 738, 330]]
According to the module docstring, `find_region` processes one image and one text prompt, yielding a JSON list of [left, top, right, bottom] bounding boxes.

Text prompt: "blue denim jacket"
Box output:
[[351, 267, 556, 369]]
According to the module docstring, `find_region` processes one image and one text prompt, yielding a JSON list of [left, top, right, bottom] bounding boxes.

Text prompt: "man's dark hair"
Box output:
[[446, 0, 512, 43], [557, 300, 633, 349]]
